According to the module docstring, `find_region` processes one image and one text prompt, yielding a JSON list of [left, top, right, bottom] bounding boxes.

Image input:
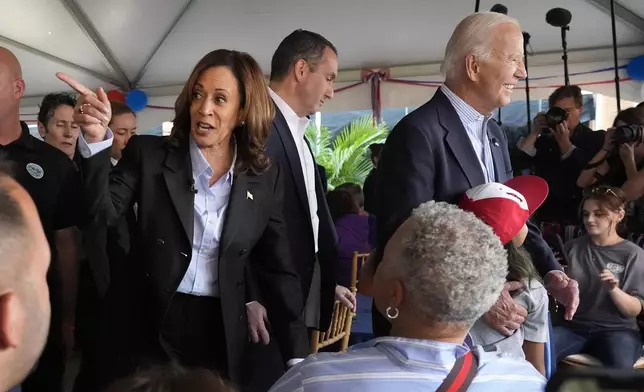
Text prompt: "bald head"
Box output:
[[0, 167, 51, 391], [0, 47, 22, 79], [0, 47, 25, 129]]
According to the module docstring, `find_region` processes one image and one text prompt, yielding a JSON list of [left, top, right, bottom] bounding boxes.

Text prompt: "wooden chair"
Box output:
[[310, 252, 370, 353], [560, 354, 644, 369]]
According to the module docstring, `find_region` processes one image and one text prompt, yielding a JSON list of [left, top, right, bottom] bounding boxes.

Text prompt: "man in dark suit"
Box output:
[[263, 29, 355, 334], [243, 30, 355, 391], [372, 12, 580, 337], [73, 101, 137, 392]]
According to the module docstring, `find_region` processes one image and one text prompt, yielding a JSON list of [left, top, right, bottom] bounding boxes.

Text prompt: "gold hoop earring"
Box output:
[[386, 306, 399, 320]]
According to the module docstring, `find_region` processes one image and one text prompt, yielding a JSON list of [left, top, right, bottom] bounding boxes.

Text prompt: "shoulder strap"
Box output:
[[435, 351, 479, 392]]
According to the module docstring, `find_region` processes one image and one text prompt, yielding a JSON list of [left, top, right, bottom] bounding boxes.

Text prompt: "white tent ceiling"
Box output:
[[3, 0, 644, 127]]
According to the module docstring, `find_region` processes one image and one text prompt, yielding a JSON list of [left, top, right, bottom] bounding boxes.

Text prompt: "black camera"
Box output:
[[613, 124, 644, 145], [541, 107, 569, 134], [605, 124, 644, 158]]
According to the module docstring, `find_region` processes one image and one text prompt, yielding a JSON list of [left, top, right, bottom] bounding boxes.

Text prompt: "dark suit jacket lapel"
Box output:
[[436, 89, 486, 187], [219, 171, 259, 255], [304, 139, 337, 245], [273, 104, 311, 222], [487, 122, 505, 182], [163, 139, 194, 244]]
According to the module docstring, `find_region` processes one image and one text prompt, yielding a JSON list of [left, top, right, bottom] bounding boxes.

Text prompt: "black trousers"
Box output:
[[160, 293, 229, 376], [73, 260, 102, 392]]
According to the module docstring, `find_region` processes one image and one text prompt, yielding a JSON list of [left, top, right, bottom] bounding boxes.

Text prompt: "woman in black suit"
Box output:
[[57, 50, 308, 390]]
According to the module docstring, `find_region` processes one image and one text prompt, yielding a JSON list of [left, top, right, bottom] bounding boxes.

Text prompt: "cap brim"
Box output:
[[504, 175, 549, 216]]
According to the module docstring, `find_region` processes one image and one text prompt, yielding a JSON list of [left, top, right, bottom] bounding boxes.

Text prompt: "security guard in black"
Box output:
[[0, 121, 81, 392]]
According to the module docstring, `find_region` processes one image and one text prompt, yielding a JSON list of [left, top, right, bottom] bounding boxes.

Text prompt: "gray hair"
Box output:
[[385, 201, 508, 327], [441, 12, 520, 82]]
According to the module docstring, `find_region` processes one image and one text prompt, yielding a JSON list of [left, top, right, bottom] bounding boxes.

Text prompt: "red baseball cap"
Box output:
[[459, 176, 549, 244]]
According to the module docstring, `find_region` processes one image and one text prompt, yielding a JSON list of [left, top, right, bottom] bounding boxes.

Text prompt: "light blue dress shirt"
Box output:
[[441, 85, 496, 183], [270, 337, 545, 392], [176, 136, 236, 297], [78, 131, 236, 297]]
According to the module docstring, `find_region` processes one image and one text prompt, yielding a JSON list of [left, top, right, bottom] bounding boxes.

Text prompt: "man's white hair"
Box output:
[[441, 12, 520, 81], [383, 201, 508, 327]]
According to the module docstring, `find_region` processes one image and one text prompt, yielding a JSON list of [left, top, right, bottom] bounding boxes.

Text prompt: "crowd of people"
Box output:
[[0, 9, 642, 392]]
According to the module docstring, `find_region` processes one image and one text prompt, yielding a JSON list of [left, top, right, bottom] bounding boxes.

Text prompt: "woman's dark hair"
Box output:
[[170, 49, 274, 174], [104, 364, 236, 392], [37, 93, 76, 127], [613, 107, 644, 127], [581, 186, 627, 232], [335, 182, 364, 208], [326, 189, 360, 222], [505, 242, 540, 289], [109, 100, 136, 126]]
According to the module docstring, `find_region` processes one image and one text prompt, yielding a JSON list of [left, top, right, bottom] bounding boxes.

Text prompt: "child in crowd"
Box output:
[[461, 176, 550, 375]]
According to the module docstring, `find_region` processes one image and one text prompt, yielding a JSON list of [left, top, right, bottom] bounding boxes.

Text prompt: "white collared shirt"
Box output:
[[268, 88, 319, 252], [441, 84, 496, 183], [176, 135, 237, 297]]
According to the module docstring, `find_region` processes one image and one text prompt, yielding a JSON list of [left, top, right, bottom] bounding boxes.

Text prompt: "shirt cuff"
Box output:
[[78, 129, 114, 158], [246, 301, 257, 306], [287, 358, 305, 367], [561, 145, 576, 160], [516, 137, 537, 157]]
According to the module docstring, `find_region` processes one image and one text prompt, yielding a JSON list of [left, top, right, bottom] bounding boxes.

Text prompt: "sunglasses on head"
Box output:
[[583, 187, 619, 198]]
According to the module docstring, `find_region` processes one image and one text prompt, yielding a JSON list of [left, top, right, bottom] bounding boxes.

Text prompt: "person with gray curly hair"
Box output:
[[270, 201, 546, 392], [375, 201, 507, 328]]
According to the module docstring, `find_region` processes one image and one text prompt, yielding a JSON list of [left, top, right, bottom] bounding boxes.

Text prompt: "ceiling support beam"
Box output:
[[583, 0, 644, 34], [60, 0, 132, 89], [131, 0, 195, 86], [0, 34, 125, 88]]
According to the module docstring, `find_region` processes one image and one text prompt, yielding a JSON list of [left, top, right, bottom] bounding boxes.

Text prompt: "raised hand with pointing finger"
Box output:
[[56, 72, 112, 143]]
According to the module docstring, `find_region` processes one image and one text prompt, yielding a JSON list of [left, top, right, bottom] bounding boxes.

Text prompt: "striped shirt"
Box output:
[[269, 337, 545, 392], [441, 85, 496, 183]]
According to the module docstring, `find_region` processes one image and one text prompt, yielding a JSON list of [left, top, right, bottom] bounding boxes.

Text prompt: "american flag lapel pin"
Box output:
[[247, 190, 253, 200]]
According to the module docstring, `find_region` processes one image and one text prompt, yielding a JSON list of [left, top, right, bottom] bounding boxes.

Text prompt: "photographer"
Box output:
[[577, 107, 644, 189], [517, 85, 605, 224]]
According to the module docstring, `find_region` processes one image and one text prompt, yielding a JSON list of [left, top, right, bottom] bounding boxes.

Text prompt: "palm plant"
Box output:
[[306, 115, 388, 189]]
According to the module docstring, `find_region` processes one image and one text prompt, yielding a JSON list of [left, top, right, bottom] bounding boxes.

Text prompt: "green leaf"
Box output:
[[305, 115, 388, 189]]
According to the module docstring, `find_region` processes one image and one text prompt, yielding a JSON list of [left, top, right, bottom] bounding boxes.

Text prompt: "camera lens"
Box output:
[[545, 107, 568, 128], [614, 124, 644, 145]]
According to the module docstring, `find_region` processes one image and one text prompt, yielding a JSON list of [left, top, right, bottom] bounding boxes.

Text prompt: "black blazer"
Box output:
[[373, 89, 562, 338], [80, 134, 307, 385], [376, 89, 562, 275], [265, 104, 338, 331], [81, 162, 135, 298]]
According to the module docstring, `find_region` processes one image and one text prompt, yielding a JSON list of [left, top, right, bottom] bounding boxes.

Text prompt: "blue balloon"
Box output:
[[125, 89, 148, 112], [627, 55, 644, 81]]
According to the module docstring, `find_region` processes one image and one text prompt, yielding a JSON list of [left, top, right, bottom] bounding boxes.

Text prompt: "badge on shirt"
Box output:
[[26, 163, 44, 179], [606, 262, 625, 276]]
